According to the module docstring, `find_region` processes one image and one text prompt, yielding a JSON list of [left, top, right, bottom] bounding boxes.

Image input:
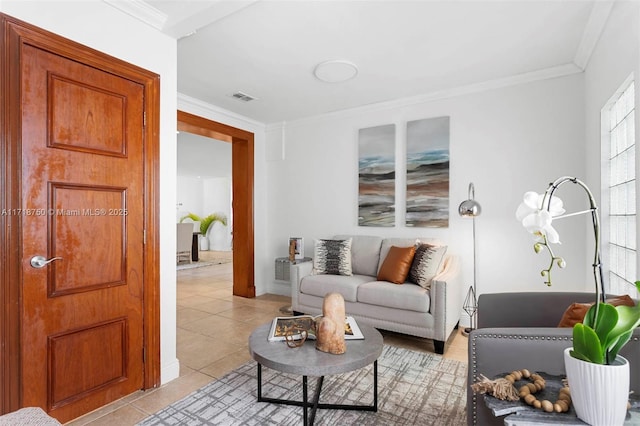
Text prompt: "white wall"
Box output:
[[583, 0, 640, 291], [176, 176, 204, 222], [0, 1, 181, 384], [266, 74, 588, 325]]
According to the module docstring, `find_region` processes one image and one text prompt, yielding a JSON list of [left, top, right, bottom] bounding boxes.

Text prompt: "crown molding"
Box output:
[[102, 0, 167, 30], [283, 62, 583, 128], [573, 1, 614, 70], [177, 93, 265, 131]]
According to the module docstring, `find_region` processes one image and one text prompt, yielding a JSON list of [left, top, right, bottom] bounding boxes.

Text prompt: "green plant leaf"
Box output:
[[583, 302, 617, 345], [603, 303, 640, 358], [572, 323, 604, 364], [179, 212, 227, 235], [179, 212, 202, 223], [608, 329, 633, 361], [569, 349, 592, 362], [199, 213, 228, 235]]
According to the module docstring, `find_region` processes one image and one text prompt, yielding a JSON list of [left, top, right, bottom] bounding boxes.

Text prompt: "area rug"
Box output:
[[137, 345, 468, 425], [177, 261, 214, 271]]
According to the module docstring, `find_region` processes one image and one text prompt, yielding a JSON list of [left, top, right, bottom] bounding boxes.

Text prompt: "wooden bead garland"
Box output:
[[503, 369, 571, 413]]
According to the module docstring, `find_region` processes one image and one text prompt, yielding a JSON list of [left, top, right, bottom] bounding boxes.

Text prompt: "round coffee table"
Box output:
[[249, 321, 383, 426]]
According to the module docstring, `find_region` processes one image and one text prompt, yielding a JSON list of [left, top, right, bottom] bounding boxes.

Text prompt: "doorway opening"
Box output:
[[177, 132, 233, 268], [177, 111, 255, 298]]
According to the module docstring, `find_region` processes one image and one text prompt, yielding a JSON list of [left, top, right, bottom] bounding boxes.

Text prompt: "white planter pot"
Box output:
[[199, 235, 209, 251], [564, 347, 629, 425]]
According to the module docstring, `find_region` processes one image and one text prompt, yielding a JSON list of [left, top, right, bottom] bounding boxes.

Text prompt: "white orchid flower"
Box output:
[[521, 210, 560, 243], [515, 191, 565, 244]]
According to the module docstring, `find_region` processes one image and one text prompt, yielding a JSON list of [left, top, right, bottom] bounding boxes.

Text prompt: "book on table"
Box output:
[[267, 315, 364, 342]]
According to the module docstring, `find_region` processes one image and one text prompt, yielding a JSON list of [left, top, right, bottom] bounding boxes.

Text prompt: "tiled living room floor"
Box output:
[[67, 251, 468, 425]]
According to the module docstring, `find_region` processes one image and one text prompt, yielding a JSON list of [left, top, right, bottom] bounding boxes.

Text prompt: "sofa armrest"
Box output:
[[290, 261, 313, 312], [430, 254, 463, 342]]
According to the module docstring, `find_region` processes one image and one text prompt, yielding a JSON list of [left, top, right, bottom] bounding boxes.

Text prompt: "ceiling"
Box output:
[[108, 0, 612, 124]]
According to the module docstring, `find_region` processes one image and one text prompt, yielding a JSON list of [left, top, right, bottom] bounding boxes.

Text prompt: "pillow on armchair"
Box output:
[[557, 294, 635, 327]]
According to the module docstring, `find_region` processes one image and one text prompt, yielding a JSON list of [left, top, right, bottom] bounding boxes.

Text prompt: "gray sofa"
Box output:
[[290, 235, 463, 354], [467, 292, 640, 425]]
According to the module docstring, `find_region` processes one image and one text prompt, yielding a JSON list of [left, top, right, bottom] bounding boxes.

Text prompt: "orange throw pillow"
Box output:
[[377, 245, 416, 284], [557, 295, 636, 327]]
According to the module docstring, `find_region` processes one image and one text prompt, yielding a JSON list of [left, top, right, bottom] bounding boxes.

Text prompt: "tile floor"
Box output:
[[67, 251, 469, 425]]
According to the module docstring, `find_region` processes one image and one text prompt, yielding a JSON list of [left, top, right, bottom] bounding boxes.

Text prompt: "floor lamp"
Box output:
[[458, 182, 481, 335]]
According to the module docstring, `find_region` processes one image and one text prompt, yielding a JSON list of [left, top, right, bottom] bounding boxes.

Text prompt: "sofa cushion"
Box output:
[[300, 274, 372, 303], [357, 281, 430, 313], [335, 235, 383, 277], [408, 244, 448, 289], [313, 238, 353, 276], [377, 245, 416, 284]]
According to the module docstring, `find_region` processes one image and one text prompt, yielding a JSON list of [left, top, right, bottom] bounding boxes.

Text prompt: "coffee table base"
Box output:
[[256, 360, 378, 426]]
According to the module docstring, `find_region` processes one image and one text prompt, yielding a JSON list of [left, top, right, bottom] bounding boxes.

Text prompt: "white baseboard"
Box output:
[[161, 358, 180, 385], [266, 280, 290, 297]]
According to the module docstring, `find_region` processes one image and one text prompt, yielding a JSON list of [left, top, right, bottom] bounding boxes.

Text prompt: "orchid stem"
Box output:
[[536, 235, 564, 286]]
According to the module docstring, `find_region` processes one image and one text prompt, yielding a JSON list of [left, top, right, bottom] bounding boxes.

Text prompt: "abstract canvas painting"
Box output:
[[406, 117, 450, 227], [358, 124, 395, 227]]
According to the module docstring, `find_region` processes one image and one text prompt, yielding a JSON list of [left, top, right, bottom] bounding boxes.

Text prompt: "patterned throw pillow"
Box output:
[[313, 238, 353, 276], [408, 244, 447, 289]]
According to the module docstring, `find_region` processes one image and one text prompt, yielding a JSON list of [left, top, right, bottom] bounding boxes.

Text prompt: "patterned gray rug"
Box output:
[[138, 345, 468, 425]]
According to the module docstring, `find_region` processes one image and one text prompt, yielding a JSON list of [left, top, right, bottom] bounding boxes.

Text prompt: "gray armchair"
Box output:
[[467, 292, 640, 425]]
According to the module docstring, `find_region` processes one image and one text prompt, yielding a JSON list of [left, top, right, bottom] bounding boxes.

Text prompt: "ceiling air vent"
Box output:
[[231, 91, 257, 102]]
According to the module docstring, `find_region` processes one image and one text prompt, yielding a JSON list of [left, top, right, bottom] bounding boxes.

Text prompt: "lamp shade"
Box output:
[[458, 183, 482, 217]]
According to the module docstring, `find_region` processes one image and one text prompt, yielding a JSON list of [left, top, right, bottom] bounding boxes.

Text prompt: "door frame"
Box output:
[[177, 111, 255, 298], [0, 13, 161, 414]]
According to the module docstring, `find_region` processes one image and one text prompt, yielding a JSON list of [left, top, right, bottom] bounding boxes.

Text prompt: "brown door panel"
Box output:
[[20, 37, 144, 421]]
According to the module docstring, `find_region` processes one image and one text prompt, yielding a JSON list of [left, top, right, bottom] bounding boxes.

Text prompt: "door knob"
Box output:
[[30, 255, 63, 268]]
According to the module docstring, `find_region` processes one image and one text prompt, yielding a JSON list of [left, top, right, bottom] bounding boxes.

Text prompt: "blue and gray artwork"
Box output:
[[358, 124, 395, 227], [406, 117, 450, 228]]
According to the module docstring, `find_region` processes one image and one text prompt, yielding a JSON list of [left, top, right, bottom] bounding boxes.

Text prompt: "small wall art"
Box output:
[[358, 124, 396, 227], [405, 116, 450, 227], [288, 237, 304, 260]]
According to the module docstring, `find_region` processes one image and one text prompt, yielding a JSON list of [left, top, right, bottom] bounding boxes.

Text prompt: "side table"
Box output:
[[248, 321, 383, 426], [483, 372, 640, 425], [275, 256, 312, 281], [275, 257, 312, 314]]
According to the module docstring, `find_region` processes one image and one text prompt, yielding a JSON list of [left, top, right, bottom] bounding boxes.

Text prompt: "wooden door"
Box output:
[[0, 15, 158, 422]]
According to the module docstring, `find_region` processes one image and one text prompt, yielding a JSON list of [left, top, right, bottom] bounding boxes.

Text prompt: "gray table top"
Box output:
[[248, 322, 383, 377]]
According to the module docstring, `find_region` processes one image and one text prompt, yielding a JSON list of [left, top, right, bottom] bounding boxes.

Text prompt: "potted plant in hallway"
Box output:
[[517, 176, 640, 425], [180, 212, 227, 251]]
